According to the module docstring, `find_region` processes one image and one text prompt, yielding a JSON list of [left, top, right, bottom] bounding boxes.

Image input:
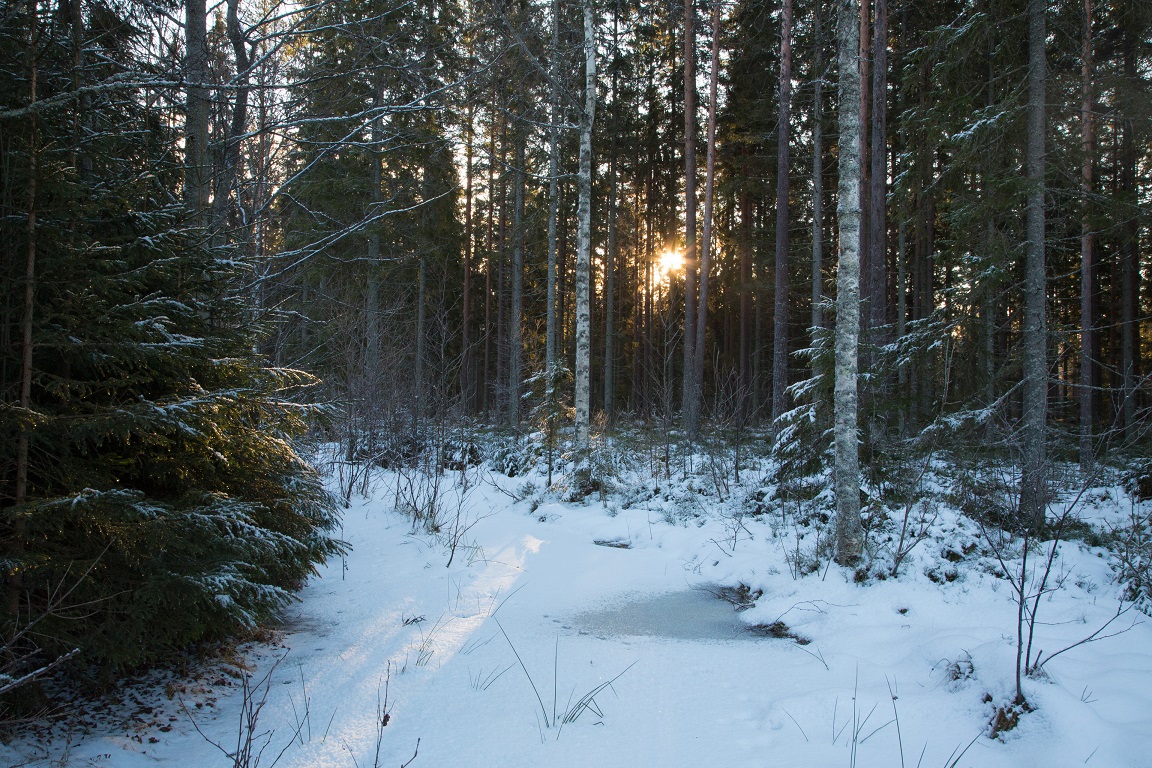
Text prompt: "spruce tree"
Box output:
[[0, 1, 341, 680]]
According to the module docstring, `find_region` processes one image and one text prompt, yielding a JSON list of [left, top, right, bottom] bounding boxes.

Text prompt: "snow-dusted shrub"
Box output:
[[1123, 459, 1152, 502], [1113, 505, 1152, 614], [485, 435, 538, 478]]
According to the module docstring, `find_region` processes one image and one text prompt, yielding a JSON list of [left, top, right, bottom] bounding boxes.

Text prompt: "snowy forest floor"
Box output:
[[5, 437, 1152, 768]]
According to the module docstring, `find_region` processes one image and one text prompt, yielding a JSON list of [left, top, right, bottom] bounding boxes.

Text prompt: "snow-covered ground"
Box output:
[[7, 449, 1152, 768]]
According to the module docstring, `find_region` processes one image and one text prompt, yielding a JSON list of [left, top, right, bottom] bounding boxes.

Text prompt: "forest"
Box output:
[[1, 0, 1150, 742]]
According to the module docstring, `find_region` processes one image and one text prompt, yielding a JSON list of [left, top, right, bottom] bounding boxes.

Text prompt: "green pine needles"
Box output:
[[0, 6, 342, 682], [1, 201, 343, 674]]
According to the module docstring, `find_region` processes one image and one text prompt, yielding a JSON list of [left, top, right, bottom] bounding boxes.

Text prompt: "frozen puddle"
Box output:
[[566, 588, 755, 642]]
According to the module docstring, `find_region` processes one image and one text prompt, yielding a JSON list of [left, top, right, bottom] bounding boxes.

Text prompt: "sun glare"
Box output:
[[657, 249, 684, 277]]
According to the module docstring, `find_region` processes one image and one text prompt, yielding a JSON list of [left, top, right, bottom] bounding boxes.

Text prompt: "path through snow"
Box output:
[[8, 467, 1152, 768]]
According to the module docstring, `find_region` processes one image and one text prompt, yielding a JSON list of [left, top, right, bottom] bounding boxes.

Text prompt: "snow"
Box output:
[[7, 453, 1152, 768]]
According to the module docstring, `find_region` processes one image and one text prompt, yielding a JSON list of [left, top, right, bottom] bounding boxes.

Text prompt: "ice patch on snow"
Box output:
[[567, 588, 757, 641]]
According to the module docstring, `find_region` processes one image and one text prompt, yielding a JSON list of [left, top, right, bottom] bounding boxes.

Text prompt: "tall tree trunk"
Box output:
[[693, 0, 721, 426], [771, 0, 794, 426], [546, 0, 561, 375], [574, 0, 597, 445], [834, 0, 864, 566], [868, 0, 887, 333], [462, 103, 475, 412], [210, 0, 252, 242], [811, 0, 826, 352], [635, 156, 649, 414], [185, 0, 209, 219], [10, 0, 40, 617], [681, 0, 700, 434], [416, 257, 427, 429], [857, 0, 871, 328], [740, 191, 754, 411], [508, 139, 525, 430], [66, 0, 91, 178], [604, 2, 620, 423], [1119, 20, 1138, 436], [1019, 0, 1048, 531], [863, 0, 888, 448], [896, 218, 908, 434], [1079, 0, 1094, 471], [495, 115, 509, 421], [365, 73, 384, 401], [482, 123, 497, 415]]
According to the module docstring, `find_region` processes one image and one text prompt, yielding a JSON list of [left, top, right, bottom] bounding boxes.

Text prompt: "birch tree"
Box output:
[[834, 0, 864, 566], [574, 0, 596, 445]]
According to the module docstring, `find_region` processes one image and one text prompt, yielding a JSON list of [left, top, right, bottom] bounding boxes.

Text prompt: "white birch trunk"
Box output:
[[574, 0, 597, 446], [834, 0, 864, 566]]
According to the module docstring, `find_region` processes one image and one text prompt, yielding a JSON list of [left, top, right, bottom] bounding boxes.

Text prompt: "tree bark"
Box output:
[[693, 0, 721, 427], [681, 0, 700, 435], [771, 0, 794, 426], [462, 102, 475, 412], [740, 191, 754, 411], [811, 0, 826, 353], [605, 2, 620, 423], [857, 0, 871, 328], [509, 139, 525, 430], [1079, 0, 1094, 471], [10, 0, 40, 617], [416, 256, 427, 429], [1119, 19, 1138, 436], [1019, 0, 1048, 530], [868, 0, 887, 333], [210, 0, 253, 242], [365, 71, 384, 400], [185, 0, 209, 219], [574, 0, 597, 445], [546, 0, 561, 375], [834, 0, 864, 566]]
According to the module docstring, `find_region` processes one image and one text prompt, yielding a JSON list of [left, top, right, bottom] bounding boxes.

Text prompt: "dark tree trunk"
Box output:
[[682, 0, 699, 434], [1019, 0, 1048, 532], [185, 0, 209, 219], [811, 0, 826, 374], [1079, 0, 1094, 470], [694, 0, 721, 426], [210, 0, 252, 241], [462, 104, 475, 413], [771, 0, 794, 426], [508, 139, 525, 430], [868, 0, 888, 333], [10, 0, 40, 617]]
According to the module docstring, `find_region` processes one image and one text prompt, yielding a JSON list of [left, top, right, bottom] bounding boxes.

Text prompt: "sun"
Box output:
[[657, 248, 683, 277]]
